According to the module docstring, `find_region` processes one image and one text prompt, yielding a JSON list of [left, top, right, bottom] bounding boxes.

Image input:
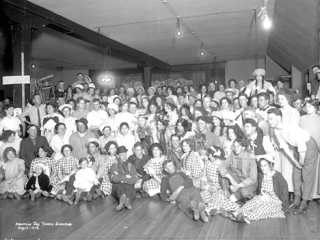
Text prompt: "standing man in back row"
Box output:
[[18, 94, 46, 128]]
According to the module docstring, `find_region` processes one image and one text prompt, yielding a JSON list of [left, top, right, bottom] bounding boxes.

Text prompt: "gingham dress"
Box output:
[[30, 157, 59, 187], [100, 155, 118, 195], [181, 151, 203, 188], [142, 156, 166, 196], [238, 177, 285, 221], [52, 157, 78, 195], [56, 157, 78, 175], [201, 160, 240, 213]]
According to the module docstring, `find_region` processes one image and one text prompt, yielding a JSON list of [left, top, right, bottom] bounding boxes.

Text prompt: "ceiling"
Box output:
[[25, 0, 275, 70], [267, 0, 319, 72], [31, 27, 137, 70]]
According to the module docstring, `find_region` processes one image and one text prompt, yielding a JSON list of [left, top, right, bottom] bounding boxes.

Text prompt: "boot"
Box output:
[[116, 194, 126, 211], [125, 198, 132, 210], [190, 200, 200, 221], [199, 202, 208, 223]]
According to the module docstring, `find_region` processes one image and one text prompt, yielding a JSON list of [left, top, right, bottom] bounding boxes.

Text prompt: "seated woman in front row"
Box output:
[[200, 146, 240, 216], [226, 155, 289, 224], [160, 160, 208, 223], [220, 138, 257, 202], [0, 147, 28, 200]]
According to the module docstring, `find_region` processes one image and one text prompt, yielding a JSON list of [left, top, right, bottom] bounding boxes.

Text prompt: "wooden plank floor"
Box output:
[[0, 196, 319, 240]]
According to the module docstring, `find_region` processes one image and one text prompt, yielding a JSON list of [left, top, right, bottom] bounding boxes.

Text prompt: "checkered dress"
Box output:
[[201, 160, 240, 213], [56, 157, 78, 175], [100, 156, 118, 195], [238, 177, 285, 221], [181, 151, 203, 188], [142, 156, 166, 196], [30, 157, 59, 186]]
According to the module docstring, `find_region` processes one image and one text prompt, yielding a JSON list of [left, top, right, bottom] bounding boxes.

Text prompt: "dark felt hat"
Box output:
[[75, 118, 88, 128], [117, 146, 128, 154]]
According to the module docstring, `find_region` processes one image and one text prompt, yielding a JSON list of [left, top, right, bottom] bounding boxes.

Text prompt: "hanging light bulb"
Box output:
[[176, 18, 181, 36], [200, 43, 205, 57], [263, 15, 272, 29]]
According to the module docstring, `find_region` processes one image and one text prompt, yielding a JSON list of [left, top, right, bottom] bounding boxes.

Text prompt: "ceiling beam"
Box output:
[[1, 0, 171, 71]]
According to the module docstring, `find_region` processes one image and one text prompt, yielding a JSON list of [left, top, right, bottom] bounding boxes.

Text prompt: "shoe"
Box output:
[[199, 202, 208, 223], [116, 194, 126, 211], [48, 193, 55, 198], [316, 199, 320, 205], [125, 198, 132, 210], [294, 200, 308, 215], [56, 195, 62, 200], [96, 189, 103, 198], [42, 191, 49, 197], [8, 193, 14, 199], [209, 209, 218, 216], [13, 192, 21, 201], [22, 193, 30, 199], [1, 192, 10, 200], [74, 192, 81, 205], [93, 194, 99, 199], [190, 200, 200, 221], [236, 212, 246, 222], [100, 191, 105, 199], [289, 195, 301, 208], [135, 193, 141, 199], [141, 192, 150, 198], [62, 194, 73, 205], [30, 191, 35, 201], [86, 194, 93, 202], [219, 208, 229, 218], [35, 192, 42, 199]]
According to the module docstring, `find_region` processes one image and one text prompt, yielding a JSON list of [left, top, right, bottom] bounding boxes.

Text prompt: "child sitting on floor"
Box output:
[[160, 160, 208, 223], [26, 163, 53, 201], [73, 157, 99, 205]]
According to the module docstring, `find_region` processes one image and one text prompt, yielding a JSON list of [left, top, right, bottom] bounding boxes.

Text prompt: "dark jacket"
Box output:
[[26, 172, 52, 192], [257, 171, 289, 213], [127, 154, 150, 182], [167, 149, 183, 170], [19, 136, 49, 173], [160, 171, 193, 202], [110, 161, 138, 185]]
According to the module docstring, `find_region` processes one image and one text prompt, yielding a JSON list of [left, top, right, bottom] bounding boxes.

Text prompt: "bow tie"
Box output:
[[89, 156, 95, 163]]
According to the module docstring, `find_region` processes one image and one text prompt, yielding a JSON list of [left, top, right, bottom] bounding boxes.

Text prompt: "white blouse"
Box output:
[[50, 134, 70, 161]]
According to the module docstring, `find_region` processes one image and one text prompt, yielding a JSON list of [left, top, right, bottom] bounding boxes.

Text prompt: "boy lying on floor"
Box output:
[[160, 160, 208, 223]]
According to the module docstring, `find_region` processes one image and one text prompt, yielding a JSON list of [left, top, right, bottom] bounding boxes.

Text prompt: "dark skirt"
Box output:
[[111, 183, 136, 201]]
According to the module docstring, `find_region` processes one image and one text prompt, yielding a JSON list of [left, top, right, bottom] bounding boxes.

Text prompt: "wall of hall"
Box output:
[[225, 59, 266, 84]]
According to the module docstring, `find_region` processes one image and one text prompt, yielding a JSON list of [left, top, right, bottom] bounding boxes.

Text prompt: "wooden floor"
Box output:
[[0, 196, 319, 240]]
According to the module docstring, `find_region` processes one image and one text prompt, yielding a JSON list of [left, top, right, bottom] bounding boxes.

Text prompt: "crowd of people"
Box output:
[[0, 66, 320, 224]]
